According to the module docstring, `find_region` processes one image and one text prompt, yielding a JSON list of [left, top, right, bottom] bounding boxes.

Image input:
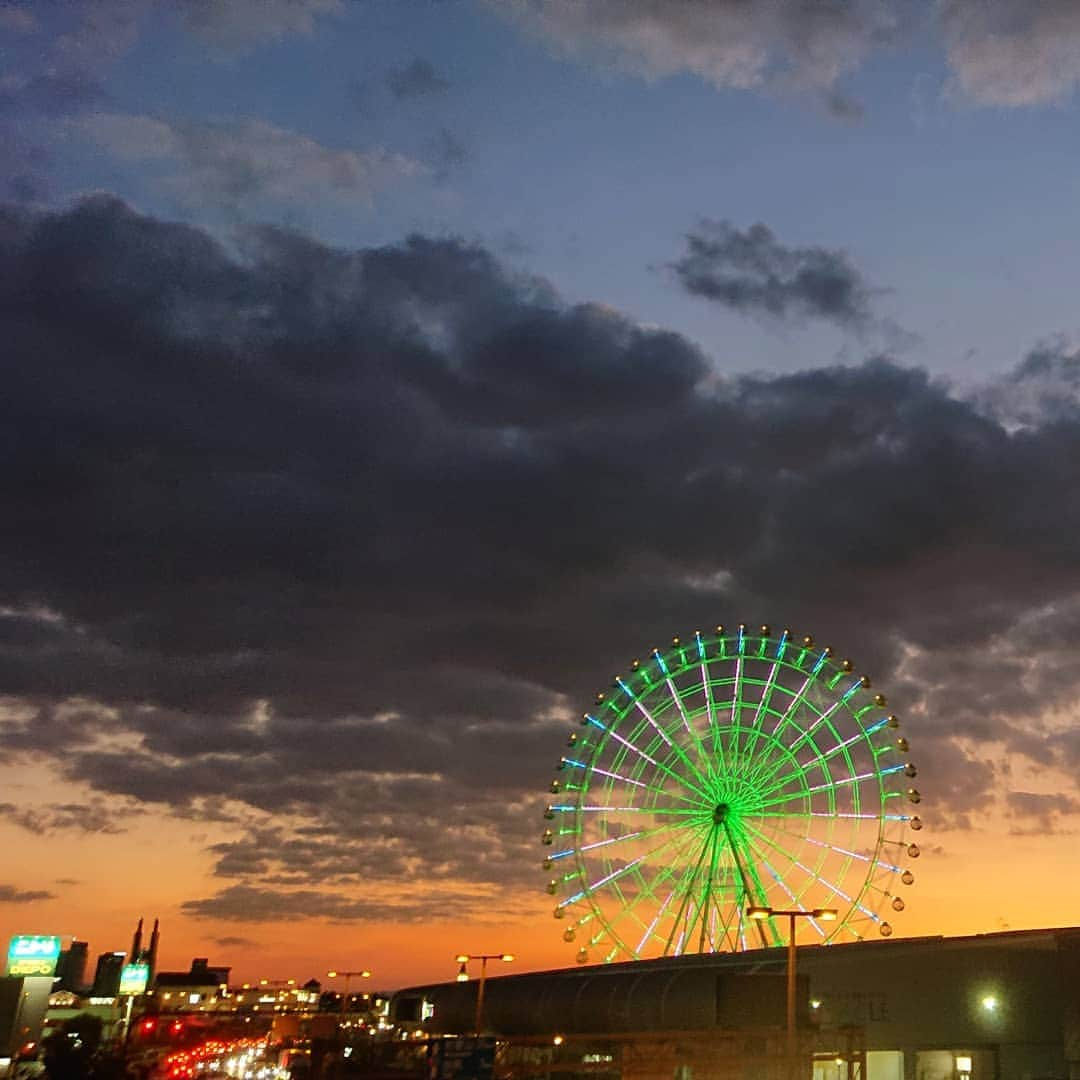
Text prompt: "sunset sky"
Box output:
[[4, 0, 1080, 991]]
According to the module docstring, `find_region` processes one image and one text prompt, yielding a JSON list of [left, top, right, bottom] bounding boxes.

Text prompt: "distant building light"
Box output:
[[810, 999, 822, 1010], [981, 995, 998, 1012], [956, 1057, 973, 1073]]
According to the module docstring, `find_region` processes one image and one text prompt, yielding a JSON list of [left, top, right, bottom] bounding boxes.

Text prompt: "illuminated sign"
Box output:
[[6, 936, 62, 977], [119, 962, 150, 996]]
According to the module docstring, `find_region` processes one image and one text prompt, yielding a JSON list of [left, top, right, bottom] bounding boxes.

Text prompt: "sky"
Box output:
[[4, 0, 1080, 990]]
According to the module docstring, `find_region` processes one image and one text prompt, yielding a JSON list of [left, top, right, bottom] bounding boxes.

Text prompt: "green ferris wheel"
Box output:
[[542, 624, 922, 963]]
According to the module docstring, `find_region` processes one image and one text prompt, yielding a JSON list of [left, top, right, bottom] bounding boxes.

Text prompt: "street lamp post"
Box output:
[[326, 969, 372, 1019], [747, 906, 837, 1080], [454, 953, 514, 1035]]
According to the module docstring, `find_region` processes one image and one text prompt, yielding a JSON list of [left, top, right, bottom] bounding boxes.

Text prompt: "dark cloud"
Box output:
[[0, 800, 129, 835], [4, 196, 1080, 922], [1006, 791, 1080, 836], [671, 220, 877, 328], [386, 58, 450, 100], [182, 884, 508, 924], [0, 884, 55, 903], [215, 935, 258, 947]]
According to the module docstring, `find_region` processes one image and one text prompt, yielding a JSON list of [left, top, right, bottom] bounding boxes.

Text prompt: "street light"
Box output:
[[454, 953, 514, 1035], [747, 907, 837, 1080], [326, 969, 372, 1017]]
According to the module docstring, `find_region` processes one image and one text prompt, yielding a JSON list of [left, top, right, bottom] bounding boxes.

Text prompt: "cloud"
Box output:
[[386, 58, 451, 99], [182, 884, 504, 924], [79, 113, 423, 210], [496, 0, 901, 101], [214, 935, 258, 947], [0, 884, 55, 903], [178, 0, 342, 49], [0, 800, 129, 835], [0, 0, 345, 202], [975, 340, 1080, 427], [670, 219, 878, 329], [6, 197, 1080, 921], [499, 1, 1080, 111], [1006, 791, 1080, 835], [940, 1, 1080, 106]]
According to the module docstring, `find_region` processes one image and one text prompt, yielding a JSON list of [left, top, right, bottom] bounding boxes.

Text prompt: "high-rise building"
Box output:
[[148, 918, 159, 981], [55, 940, 89, 993], [91, 951, 126, 997], [127, 916, 160, 981]]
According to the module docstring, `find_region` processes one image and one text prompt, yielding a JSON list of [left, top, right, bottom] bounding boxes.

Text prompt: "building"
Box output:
[[152, 959, 231, 1011], [54, 941, 88, 994], [391, 926, 1080, 1080], [90, 952, 126, 998]]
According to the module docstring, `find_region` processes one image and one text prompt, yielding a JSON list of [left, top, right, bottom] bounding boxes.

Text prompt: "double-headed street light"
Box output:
[[454, 953, 514, 1035], [326, 968, 372, 1017], [747, 907, 837, 1080]]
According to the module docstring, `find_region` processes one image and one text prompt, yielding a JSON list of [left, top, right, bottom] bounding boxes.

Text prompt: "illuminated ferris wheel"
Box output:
[[542, 625, 922, 963]]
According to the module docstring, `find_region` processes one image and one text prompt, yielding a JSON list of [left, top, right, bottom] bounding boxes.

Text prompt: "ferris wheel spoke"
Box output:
[[756, 722, 884, 792], [750, 812, 850, 864], [740, 653, 784, 766], [751, 705, 831, 792], [693, 825, 724, 952], [759, 766, 874, 809], [561, 805, 715, 816], [562, 817, 695, 864], [696, 636, 730, 779], [725, 651, 746, 769], [666, 671, 718, 783], [623, 825, 716, 951], [720, 821, 771, 947], [626, 688, 713, 792], [592, 720, 713, 804], [740, 832, 826, 941], [662, 825, 716, 956], [583, 763, 714, 809], [742, 817, 880, 924], [786, 695, 849, 755], [563, 817, 709, 921]]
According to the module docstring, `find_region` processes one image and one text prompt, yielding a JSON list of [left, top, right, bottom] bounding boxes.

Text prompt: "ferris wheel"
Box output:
[[542, 625, 921, 963]]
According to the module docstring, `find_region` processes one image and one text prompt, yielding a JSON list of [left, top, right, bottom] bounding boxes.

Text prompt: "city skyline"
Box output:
[[4, 0, 1080, 988]]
